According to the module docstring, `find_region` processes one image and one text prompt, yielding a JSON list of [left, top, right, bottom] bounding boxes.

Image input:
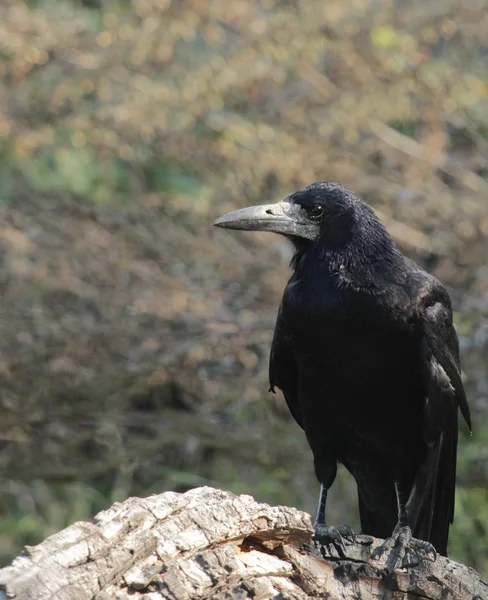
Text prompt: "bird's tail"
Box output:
[[358, 492, 395, 541], [407, 413, 458, 556], [357, 477, 398, 541]]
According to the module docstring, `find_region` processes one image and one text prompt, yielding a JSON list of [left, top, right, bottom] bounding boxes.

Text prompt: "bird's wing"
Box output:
[[269, 302, 303, 429], [414, 274, 471, 436], [406, 273, 471, 554]]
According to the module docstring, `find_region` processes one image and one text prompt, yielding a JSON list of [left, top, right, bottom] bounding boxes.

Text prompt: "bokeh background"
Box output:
[[1, 0, 487, 574]]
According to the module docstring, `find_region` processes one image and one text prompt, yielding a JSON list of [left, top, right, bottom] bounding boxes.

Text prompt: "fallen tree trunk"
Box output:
[[0, 487, 486, 600]]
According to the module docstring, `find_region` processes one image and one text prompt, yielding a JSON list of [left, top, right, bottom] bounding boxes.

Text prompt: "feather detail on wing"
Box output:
[[407, 277, 471, 555], [269, 303, 303, 429]]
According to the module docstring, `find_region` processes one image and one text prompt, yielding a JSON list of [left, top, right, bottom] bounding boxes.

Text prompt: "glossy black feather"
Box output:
[[267, 183, 470, 555]]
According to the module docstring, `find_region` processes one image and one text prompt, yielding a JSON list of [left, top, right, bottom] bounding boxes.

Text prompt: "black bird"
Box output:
[[214, 182, 471, 567]]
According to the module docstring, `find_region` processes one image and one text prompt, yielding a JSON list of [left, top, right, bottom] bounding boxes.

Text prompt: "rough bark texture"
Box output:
[[0, 487, 486, 600]]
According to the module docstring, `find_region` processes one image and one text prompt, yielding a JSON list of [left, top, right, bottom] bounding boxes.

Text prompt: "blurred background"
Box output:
[[0, 0, 487, 574]]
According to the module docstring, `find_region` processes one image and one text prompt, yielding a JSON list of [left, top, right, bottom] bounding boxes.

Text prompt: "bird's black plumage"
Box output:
[[214, 182, 470, 562]]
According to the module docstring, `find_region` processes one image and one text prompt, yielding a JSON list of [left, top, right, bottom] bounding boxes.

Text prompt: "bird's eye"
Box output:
[[308, 204, 325, 220]]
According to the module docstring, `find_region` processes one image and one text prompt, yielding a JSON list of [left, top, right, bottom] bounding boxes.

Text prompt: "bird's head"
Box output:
[[213, 182, 361, 248]]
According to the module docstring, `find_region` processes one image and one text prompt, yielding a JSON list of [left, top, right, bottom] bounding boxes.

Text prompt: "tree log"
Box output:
[[0, 487, 486, 600]]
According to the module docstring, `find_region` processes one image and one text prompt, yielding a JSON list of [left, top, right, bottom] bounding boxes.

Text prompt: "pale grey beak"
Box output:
[[213, 201, 316, 240], [213, 201, 292, 231]]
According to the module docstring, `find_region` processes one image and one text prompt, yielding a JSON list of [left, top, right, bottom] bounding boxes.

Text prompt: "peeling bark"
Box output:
[[0, 487, 486, 600]]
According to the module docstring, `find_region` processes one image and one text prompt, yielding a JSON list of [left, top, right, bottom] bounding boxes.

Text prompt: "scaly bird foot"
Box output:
[[372, 524, 436, 570], [313, 523, 357, 558]]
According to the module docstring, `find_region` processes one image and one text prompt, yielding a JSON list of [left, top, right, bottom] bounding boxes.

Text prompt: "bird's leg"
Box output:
[[313, 462, 356, 555], [372, 481, 436, 569], [314, 485, 356, 540]]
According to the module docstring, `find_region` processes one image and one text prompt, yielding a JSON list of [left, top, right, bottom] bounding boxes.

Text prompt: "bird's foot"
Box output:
[[372, 524, 436, 569], [313, 523, 356, 558]]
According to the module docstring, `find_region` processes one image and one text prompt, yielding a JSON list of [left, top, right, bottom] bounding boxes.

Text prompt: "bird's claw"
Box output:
[[313, 523, 356, 557], [402, 538, 436, 567], [372, 524, 436, 569], [339, 523, 356, 537]]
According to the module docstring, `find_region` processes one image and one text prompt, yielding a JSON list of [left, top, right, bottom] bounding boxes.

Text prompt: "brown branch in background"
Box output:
[[370, 121, 488, 194]]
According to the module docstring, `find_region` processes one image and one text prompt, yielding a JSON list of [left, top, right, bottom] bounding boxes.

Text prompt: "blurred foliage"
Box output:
[[0, 0, 487, 575]]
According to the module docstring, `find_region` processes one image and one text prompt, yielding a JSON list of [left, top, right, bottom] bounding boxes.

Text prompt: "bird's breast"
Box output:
[[281, 285, 422, 395]]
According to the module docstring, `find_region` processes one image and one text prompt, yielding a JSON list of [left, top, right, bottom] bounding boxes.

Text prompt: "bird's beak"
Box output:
[[213, 201, 316, 239]]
